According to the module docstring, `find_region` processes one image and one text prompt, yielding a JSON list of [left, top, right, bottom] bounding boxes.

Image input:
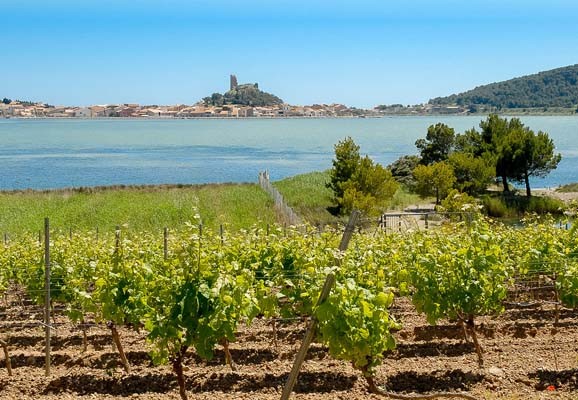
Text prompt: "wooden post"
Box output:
[[38, 230, 42, 245], [163, 227, 168, 260], [44, 217, 51, 377], [197, 224, 203, 272], [69, 227, 72, 240], [280, 274, 335, 400], [96, 227, 99, 242], [220, 224, 224, 246], [280, 210, 360, 400], [425, 213, 429, 230], [338, 210, 360, 251], [398, 216, 402, 232], [0, 339, 12, 376], [3, 233, 7, 245], [115, 225, 120, 254]]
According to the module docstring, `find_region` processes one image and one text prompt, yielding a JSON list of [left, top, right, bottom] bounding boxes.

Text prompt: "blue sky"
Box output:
[[2, 0, 578, 107]]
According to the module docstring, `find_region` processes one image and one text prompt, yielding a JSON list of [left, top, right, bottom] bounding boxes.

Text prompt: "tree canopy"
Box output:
[[413, 161, 456, 204], [478, 115, 561, 196], [328, 137, 398, 216], [415, 123, 455, 165], [409, 116, 561, 198], [203, 84, 283, 107], [430, 64, 578, 109], [387, 155, 420, 187]]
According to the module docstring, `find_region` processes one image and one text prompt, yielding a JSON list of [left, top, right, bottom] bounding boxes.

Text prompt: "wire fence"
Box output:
[[258, 171, 301, 226]]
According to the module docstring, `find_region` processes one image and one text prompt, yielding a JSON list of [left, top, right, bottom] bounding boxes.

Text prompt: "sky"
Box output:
[[2, 0, 578, 108]]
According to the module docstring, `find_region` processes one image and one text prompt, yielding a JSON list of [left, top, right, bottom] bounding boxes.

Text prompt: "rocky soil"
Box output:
[[1, 293, 577, 399]]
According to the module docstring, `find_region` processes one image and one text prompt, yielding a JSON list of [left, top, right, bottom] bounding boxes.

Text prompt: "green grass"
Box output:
[[0, 184, 277, 235], [389, 187, 428, 210], [273, 171, 339, 226], [480, 193, 566, 218], [274, 171, 431, 225]]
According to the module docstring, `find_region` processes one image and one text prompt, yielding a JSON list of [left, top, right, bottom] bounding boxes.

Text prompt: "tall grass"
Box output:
[[481, 194, 566, 218], [0, 184, 277, 235], [273, 171, 339, 226]]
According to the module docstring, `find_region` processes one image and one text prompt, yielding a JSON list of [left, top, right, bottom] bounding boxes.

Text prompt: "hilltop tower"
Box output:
[[230, 74, 238, 90]]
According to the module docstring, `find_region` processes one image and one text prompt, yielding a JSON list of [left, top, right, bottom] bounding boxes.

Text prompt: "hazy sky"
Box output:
[[3, 0, 578, 107]]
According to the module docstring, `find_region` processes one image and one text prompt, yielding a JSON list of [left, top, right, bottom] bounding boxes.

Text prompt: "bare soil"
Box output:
[[1, 294, 577, 400]]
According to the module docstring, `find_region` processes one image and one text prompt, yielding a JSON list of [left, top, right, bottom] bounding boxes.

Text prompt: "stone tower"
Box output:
[[230, 74, 238, 90]]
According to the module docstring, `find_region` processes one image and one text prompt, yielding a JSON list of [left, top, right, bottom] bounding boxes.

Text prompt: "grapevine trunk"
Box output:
[[172, 348, 188, 400]]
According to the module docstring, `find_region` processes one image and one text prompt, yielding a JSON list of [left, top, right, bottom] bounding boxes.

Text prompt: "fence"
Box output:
[[378, 211, 479, 232], [258, 171, 301, 226]]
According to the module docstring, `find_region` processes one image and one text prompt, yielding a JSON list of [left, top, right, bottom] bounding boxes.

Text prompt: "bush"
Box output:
[[526, 196, 565, 214], [439, 189, 480, 214], [481, 194, 566, 218]]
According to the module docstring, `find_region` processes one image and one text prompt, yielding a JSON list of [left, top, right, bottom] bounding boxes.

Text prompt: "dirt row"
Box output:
[[1, 295, 578, 399]]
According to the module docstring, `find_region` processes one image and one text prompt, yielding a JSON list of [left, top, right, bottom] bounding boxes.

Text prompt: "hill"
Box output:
[[203, 83, 283, 107], [430, 64, 578, 109]]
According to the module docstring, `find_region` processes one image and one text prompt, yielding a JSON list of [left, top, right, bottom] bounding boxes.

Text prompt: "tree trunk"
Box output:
[[502, 174, 509, 193], [524, 172, 531, 197]]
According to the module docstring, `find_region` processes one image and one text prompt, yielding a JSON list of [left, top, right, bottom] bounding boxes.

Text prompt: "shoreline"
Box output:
[[3, 113, 578, 121], [0, 181, 252, 195]]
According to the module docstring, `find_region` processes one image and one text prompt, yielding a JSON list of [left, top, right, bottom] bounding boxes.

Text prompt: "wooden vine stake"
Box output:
[[108, 322, 131, 373], [164, 227, 169, 260], [44, 217, 51, 377], [280, 210, 360, 400], [0, 338, 12, 376]]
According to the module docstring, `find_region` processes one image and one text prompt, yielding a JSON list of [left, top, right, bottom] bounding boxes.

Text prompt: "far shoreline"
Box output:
[[3, 113, 578, 122]]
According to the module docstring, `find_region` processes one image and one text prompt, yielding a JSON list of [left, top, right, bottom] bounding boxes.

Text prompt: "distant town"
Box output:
[[0, 99, 469, 119], [1, 75, 468, 119]]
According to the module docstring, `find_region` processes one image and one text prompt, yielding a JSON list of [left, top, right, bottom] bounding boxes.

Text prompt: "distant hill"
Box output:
[[430, 64, 578, 108], [203, 83, 283, 107]]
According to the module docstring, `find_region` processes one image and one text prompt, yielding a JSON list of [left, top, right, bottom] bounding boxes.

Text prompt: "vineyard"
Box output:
[[1, 213, 578, 399]]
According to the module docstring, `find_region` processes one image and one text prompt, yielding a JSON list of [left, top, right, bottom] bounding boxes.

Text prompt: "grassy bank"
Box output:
[[273, 171, 426, 225], [273, 171, 338, 226], [0, 183, 277, 235]]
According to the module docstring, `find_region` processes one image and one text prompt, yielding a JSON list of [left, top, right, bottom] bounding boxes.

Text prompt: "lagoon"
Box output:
[[0, 116, 576, 190]]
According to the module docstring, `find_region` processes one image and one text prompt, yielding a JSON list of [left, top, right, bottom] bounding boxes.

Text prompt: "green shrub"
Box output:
[[481, 194, 566, 218], [526, 196, 565, 215], [481, 196, 508, 218]]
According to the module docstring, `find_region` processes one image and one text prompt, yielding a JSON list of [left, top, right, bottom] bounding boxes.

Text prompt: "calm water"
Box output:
[[0, 117, 576, 190]]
